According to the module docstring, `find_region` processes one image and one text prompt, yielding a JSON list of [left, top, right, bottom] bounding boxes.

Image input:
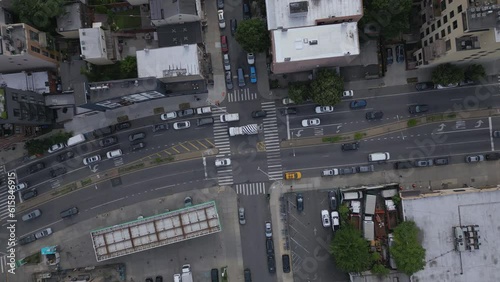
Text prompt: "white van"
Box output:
[[106, 149, 123, 159], [368, 152, 390, 162], [66, 134, 86, 147], [342, 191, 363, 201], [220, 113, 239, 122]]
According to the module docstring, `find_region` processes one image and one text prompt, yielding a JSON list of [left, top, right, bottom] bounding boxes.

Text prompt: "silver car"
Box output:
[[34, 228, 53, 239], [22, 209, 41, 222], [466, 155, 484, 163], [239, 208, 246, 225], [265, 221, 272, 238]]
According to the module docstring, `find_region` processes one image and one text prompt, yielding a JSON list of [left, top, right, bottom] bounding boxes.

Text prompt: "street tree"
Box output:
[[13, 0, 66, 30], [363, 0, 413, 39], [287, 81, 310, 104], [371, 263, 390, 276], [235, 19, 271, 53], [120, 56, 138, 79], [330, 225, 372, 273], [310, 69, 343, 106], [431, 63, 464, 86], [464, 64, 486, 81], [390, 221, 426, 276]]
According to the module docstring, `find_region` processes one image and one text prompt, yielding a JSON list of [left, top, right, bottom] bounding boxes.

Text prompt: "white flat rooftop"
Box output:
[[402, 188, 500, 282], [266, 0, 362, 30], [0, 71, 50, 94], [273, 23, 359, 63], [136, 45, 200, 79], [90, 201, 221, 262]]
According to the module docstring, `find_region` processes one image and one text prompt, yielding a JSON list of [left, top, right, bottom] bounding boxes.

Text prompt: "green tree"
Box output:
[[390, 221, 426, 276], [120, 56, 138, 79], [371, 263, 390, 276], [310, 69, 343, 106], [330, 225, 372, 273], [363, 0, 413, 39], [338, 203, 350, 224], [287, 81, 310, 104], [24, 131, 72, 155], [464, 64, 486, 81], [431, 63, 464, 86], [13, 0, 66, 30], [235, 19, 271, 53]]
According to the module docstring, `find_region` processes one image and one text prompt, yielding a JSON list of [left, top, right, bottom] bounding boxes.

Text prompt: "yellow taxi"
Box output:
[[284, 172, 302, 180]]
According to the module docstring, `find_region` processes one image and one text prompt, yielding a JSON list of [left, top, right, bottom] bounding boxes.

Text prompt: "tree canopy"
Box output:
[[310, 69, 343, 106], [81, 56, 138, 82], [330, 225, 372, 273], [24, 131, 72, 156], [13, 0, 66, 30], [363, 0, 413, 39], [235, 19, 270, 53], [390, 221, 426, 276], [287, 82, 310, 104], [464, 64, 486, 81], [431, 63, 464, 85]]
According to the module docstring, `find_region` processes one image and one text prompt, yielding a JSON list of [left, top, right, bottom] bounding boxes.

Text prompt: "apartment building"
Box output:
[[149, 0, 201, 27], [79, 24, 116, 65], [265, 0, 363, 74], [0, 87, 53, 127], [57, 1, 94, 38], [414, 0, 500, 67], [0, 23, 60, 73]]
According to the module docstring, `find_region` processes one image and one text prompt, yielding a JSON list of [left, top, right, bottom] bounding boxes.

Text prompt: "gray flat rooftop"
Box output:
[[0, 71, 50, 94], [157, 22, 203, 47], [57, 2, 83, 32], [90, 201, 221, 262], [401, 187, 500, 282]]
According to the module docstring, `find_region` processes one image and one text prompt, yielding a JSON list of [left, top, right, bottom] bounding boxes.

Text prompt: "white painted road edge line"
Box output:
[[90, 197, 125, 210], [286, 114, 291, 140], [433, 127, 489, 135], [489, 116, 494, 151]]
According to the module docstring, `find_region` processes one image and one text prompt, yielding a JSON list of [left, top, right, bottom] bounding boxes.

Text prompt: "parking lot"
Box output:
[[284, 190, 349, 282]]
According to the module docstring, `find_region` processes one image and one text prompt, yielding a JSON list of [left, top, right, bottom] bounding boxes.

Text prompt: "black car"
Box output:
[[296, 193, 304, 212], [152, 123, 169, 132], [115, 122, 131, 131], [93, 126, 115, 138], [155, 276, 163, 282], [280, 108, 297, 115], [177, 108, 195, 118], [244, 268, 252, 282], [251, 110, 267, 118], [328, 191, 337, 211], [99, 136, 118, 147], [230, 19, 237, 36], [211, 268, 219, 282], [29, 162, 45, 174], [22, 189, 38, 201], [145, 278, 153, 282], [50, 167, 67, 178], [19, 234, 37, 246], [415, 82, 434, 91], [267, 255, 276, 273], [366, 111, 384, 120], [131, 142, 146, 151], [243, 3, 251, 19], [129, 132, 146, 142], [60, 207, 79, 218], [266, 237, 274, 255], [339, 167, 356, 175], [434, 157, 449, 166], [57, 151, 75, 162], [349, 100, 367, 109], [485, 153, 500, 161], [408, 104, 429, 114], [341, 142, 359, 151], [282, 254, 291, 273], [394, 161, 414, 170]]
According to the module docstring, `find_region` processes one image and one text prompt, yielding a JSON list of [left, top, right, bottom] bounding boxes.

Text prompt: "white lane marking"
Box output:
[[432, 127, 489, 135], [290, 123, 343, 131], [450, 98, 463, 101], [489, 116, 494, 151], [286, 114, 291, 140], [90, 197, 125, 210]]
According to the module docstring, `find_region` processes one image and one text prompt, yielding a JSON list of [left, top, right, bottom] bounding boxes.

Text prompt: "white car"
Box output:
[[331, 211, 340, 231], [83, 155, 101, 165], [321, 169, 339, 177], [48, 143, 65, 153], [436, 83, 458, 89], [342, 90, 354, 97], [247, 53, 255, 65], [223, 54, 231, 71], [34, 227, 53, 239], [161, 111, 177, 120], [218, 10, 226, 29], [282, 97, 295, 105], [15, 182, 28, 191], [321, 210, 331, 228], [173, 121, 191, 130], [315, 106, 334, 114], [302, 118, 320, 127], [265, 221, 272, 237], [215, 158, 231, 167]]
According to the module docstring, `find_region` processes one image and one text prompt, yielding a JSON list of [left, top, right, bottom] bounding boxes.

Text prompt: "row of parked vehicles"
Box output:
[[19, 207, 78, 245]]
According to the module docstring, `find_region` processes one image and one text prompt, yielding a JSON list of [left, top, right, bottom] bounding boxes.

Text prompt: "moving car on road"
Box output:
[[350, 100, 367, 109], [285, 172, 302, 180], [152, 123, 169, 132], [341, 142, 359, 151], [60, 207, 79, 218], [301, 118, 320, 127], [99, 136, 118, 147], [238, 208, 246, 225], [35, 228, 53, 239], [342, 90, 354, 98], [315, 106, 334, 113], [29, 162, 45, 174], [50, 167, 67, 178], [131, 142, 146, 151], [22, 209, 41, 222], [493, 131, 500, 138], [408, 104, 429, 114], [466, 155, 485, 163], [251, 110, 266, 118], [296, 193, 304, 212], [366, 111, 384, 120], [83, 155, 101, 165], [321, 210, 331, 227], [128, 132, 146, 142], [173, 121, 191, 130], [215, 158, 231, 167]]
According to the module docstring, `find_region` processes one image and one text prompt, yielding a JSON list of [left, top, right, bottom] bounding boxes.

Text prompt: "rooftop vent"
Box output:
[[284, 57, 291, 61], [309, 40, 318, 45]]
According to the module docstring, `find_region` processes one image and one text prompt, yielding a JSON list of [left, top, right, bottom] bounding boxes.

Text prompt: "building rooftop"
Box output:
[[57, 2, 85, 32], [0, 71, 51, 94], [136, 45, 200, 79], [90, 201, 221, 262], [465, 4, 500, 32], [266, 0, 362, 30], [150, 0, 197, 21], [79, 27, 107, 59], [401, 187, 500, 282], [156, 22, 203, 47], [273, 22, 359, 63]]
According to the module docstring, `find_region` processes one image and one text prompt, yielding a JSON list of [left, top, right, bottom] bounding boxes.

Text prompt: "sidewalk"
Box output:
[[268, 160, 500, 282]]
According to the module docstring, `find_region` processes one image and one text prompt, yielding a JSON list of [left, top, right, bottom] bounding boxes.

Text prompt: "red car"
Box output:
[[221, 35, 228, 53]]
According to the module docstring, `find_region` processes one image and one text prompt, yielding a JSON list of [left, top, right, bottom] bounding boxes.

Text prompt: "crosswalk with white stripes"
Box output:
[[0, 166, 10, 221], [227, 88, 258, 103], [212, 107, 233, 186], [261, 101, 283, 180], [235, 182, 267, 195]]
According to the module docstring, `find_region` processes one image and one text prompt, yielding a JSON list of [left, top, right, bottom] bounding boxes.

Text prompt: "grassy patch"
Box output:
[[354, 132, 366, 140], [81, 178, 92, 186], [114, 7, 141, 29], [52, 182, 78, 196], [179, 103, 190, 110], [322, 136, 342, 143], [407, 119, 418, 127], [117, 115, 129, 123], [23, 252, 41, 264], [427, 114, 444, 122], [150, 157, 174, 164], [446, 112, 456, 119], [153, 107, 165, 115], [118, 163, 145, 173]]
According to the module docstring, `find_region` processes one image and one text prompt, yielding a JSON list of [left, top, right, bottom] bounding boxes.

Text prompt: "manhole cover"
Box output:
[[111, 177, 122, 187]]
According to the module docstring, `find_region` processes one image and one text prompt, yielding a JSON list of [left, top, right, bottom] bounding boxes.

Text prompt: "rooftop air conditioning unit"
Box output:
[[284, 57, 291, 61], [309, 40, 318, 45], [303, 38, 308, 43]]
